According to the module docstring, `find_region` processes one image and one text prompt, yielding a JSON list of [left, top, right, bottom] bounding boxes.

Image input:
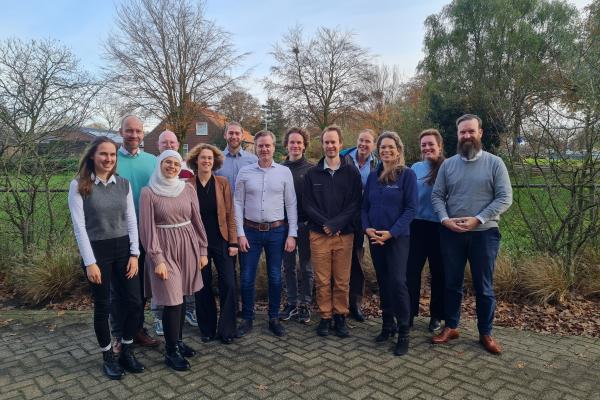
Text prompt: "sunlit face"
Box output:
[[224, 124, 243, 150], [420, 135, 442, 161], [356, 131, 375, 158], [255, 135, 275, 164], [92, 142, 117, 176], [378, 138, 400, 163], [158, 132, 179, 152], [197, 149, 214, 174], [119, 116, 144, 153], [286, 133, 305, 158], [322, 130, 342, 159], [161, 157, 181, 178]]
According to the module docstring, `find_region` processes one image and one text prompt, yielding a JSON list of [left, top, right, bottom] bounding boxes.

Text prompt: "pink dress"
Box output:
[[140, 184, 207, 306]]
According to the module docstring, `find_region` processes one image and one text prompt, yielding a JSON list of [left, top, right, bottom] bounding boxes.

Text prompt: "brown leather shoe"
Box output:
[[431, 327, 460, 344], [479, 335, 502, 354], [134, 328, 159, 347]]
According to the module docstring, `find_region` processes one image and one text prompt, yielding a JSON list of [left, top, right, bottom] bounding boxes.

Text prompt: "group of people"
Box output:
[[68, 113, 512, 380]]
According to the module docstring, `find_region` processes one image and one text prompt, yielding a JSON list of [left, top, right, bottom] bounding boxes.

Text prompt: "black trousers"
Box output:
[[110, 241, 146, 338], [88, 236, 141, 348], [406, 219, 445, 321], [195, 241, 237, 339], [349, 231, 365, 303], [370, 236, 411, 328]]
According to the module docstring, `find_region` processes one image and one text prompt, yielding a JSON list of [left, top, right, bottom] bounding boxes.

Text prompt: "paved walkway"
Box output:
[[1, 310, 599, 400]]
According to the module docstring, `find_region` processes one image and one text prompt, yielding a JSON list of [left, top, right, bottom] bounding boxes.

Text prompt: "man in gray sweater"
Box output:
[[431, 114, 512, 354]]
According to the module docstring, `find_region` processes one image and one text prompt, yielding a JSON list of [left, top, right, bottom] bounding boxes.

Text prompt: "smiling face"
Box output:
[[356, 131, 375, 158], [322, 130, 342, 159], [420, 134, 442, 162], [197, 148, 214, 175], [255, 134, 275, 165], [378, 138, 400, 163], [286, 132, 305, 159], [158, 131, 179, 152], [224, 124, 243, 151], [160, 156, 181, 179], [92, 142, 117, 177], [119, 116, 144, 154], [457, 118, 483, 159]]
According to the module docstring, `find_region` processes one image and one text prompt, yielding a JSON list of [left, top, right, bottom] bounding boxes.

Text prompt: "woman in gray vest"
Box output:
[[68, 137, 145, 380]]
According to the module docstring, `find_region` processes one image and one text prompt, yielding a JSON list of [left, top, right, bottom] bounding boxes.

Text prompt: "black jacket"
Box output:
[[303, 156, 362, 235], [283, 156, 315, 223]]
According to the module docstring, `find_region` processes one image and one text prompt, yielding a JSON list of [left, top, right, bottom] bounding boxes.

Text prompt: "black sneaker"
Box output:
[[428, 318, 442, 333], [333, 314, 350, 338], [280, 304, 298, 321], [102, 350, 124, 380], [235, 319, 253, 338], [297, 304, 311, 323], [317, 318, 332, 337], [268, 318, 286, 337]]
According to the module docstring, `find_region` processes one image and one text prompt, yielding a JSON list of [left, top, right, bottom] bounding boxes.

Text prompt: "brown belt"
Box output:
[[244, 219, 286, 232]]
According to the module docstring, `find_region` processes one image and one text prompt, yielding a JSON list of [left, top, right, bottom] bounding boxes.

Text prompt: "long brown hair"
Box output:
[[76, 136, 118, 197], [377, 131, 405, 185], [419, 129, 445, 186]]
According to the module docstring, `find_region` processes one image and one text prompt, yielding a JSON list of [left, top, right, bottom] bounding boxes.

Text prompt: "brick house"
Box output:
[[144, 108, 254, 157], [38, 127, 123, 156]]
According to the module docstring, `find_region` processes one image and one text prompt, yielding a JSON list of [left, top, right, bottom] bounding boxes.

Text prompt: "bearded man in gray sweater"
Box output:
[[431, 114, 512, 354]]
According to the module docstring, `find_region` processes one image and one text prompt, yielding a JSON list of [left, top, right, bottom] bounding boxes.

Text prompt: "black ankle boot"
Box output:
[[374, 324, 397, 343], [394, 326, 410, 356], [333, 314, 350, 338], [177, 340, 197, 358], [317, 318, 332, 337], [165, 346, 190, 371], [119, 343, 145, 373], [102, 350, 125, 380]]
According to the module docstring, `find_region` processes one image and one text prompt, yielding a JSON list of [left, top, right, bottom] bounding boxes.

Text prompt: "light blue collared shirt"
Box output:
[[215, 147, 258, 193], [234, 161, 298, 237], [348, 148, 374, 188]]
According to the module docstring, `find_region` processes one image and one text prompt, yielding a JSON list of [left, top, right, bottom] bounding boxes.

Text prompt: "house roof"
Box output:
[[147, 108, 254, 143], [80, 127, 123, 144]]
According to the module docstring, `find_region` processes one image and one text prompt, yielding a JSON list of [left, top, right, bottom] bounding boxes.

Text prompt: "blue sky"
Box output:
[[0, 0, 591, 101]]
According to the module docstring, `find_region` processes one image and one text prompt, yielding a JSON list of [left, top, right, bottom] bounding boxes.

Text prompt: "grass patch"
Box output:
[[5, 244, 86, 306]]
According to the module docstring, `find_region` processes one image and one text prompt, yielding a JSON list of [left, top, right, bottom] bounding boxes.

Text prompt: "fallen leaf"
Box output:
[[516, 361, 526, 369], [255, 384, 268, 391]]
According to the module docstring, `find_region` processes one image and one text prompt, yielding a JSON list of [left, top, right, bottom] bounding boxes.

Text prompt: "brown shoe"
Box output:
[[479, 335, 502, 354], [431, 327, 460, 344], [134, 328, 159, 347]]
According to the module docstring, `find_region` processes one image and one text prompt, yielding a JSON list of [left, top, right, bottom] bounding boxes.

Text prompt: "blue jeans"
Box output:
[[240, 225, 286, 320], [440, 227, 501, 335]]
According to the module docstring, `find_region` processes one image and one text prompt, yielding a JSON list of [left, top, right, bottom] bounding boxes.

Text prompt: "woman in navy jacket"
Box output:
[[362, 131, 417, 356]]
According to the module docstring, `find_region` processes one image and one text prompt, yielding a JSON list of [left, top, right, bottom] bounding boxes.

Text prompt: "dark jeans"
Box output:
[[282, 222, 313, 306], [195, 241, 237, 339], [88, 236, 141, 348], [110, 241, 146, 339], [406, 219, 445, 321], [440, 227, 501, 335], [369, 236, 411, 328], [349, 231, 365, 304], [240, 225, 286, 320]]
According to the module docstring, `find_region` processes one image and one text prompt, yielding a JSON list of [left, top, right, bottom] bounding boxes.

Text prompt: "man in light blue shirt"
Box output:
[[215, 121, 257, 193], [234, 130, 297, 338]]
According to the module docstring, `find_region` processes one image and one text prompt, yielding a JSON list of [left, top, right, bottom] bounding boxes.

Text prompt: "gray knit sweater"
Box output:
[[431, 151, 512, 231]]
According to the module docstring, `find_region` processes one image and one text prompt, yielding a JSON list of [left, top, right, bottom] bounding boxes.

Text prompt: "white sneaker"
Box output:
[[185, 310, 198, 327], [153, 320, 164, 336]]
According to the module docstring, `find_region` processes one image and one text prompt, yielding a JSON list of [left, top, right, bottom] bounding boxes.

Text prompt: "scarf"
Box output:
[[148, 150, 186, 197]]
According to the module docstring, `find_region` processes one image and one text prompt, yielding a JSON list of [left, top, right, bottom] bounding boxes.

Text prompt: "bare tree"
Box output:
[[217, 88, 262, 129], [0, 38, 97, 251], [360, 64, 404, 132], [104, 0, 246, 144], [266, 26, 373, 129], [90, 86, 137, 131]]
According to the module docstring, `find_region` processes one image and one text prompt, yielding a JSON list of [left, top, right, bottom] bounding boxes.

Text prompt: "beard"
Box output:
[[458, 138, 482, 160]]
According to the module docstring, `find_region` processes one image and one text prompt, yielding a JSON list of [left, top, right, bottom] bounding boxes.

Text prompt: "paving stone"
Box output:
[[0, 310, 598, 399]]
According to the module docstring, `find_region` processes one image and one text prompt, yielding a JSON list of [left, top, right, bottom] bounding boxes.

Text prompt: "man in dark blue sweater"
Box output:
[[303, 125, 362, 337]]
